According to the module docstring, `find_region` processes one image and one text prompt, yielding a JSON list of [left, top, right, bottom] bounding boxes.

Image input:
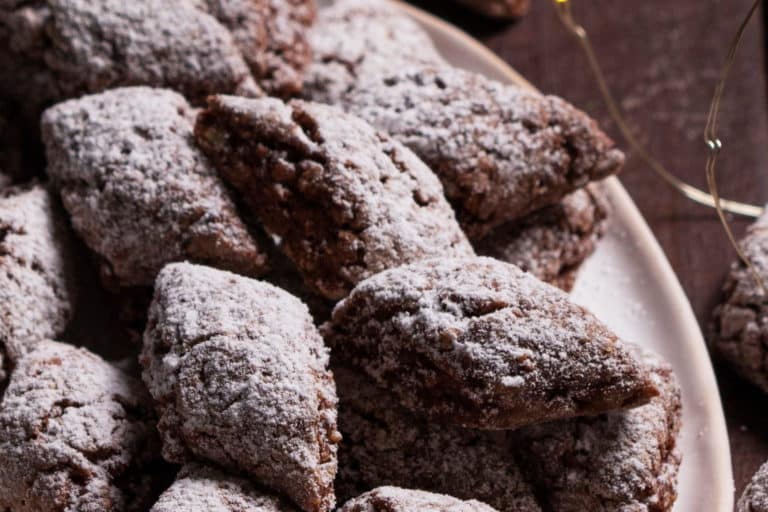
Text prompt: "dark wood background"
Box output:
[[411, 0, 768, 502]]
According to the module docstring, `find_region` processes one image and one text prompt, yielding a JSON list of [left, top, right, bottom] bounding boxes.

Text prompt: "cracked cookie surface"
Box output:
[[324, 257, 657, 429], [513, 347, 682, 512], [304, 0, 444, 105], [333, 365, 541, 511], [340, 66, 624, 239], [0, 340, 162, 512], [195, 96, 474, 300], [196, 0, 316, 97], [738, 461, 768, 512], [42, 87, 267, 290], [0, 0, 260, 123], [476, 184, 610, 291], [150, 463, 299, 512], [0, 184, 77, 385], [711, 208, 768, 393], [339, 487, 498, 512], [141, 263, 339, 512]]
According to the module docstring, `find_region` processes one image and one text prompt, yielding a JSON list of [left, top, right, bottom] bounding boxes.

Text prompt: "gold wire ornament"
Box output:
[[552, 0, 766, 292]]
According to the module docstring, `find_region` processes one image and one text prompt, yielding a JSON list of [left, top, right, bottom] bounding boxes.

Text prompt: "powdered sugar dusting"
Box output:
[[195, 96, 474, 300], [194, 0, 315, 97], [333, 365, 541, 511], [476, 183, 610, 291], [0, 0, 260, 122], [0, 184, 77, 383], [339, 486, 498, 512], [325, 257, 657, 429], [42, 87, 267, 289], [0, 340, 161, 511], [340, 66, 625, 239], [141, 262, 339, 512], [710, 208, 768, 393], [738, 460, 768, 512], [513, 347, 682, 511], [150, 463, 299, 512], [304, 0, 445, 104]]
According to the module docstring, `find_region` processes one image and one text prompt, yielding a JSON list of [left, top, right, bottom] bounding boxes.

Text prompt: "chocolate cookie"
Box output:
[[710, 209, 768, 393], [453, 0, 530, 19], [0, 184, 77, 385], [513, 348, 682, 512], [195, 96, 474, 300], [197, 0, 316, 97], [333, 365, 541, 511], [339, 487, 498, 512], [150, 463, 299, 512], [340, 66, 625, 239], [476, 184, 610, 291], [42, 87, 267, 290], [304, 0, 444, 104], [141, 263, 339, 512], [738, 461, 768, 512], [0, 340, 162, 511], [0, 0, 262, 122], [323, 257, 657, 430]]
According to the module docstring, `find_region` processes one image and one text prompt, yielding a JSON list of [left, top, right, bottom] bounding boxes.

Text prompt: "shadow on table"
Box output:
[[715, 362, 768, 497]]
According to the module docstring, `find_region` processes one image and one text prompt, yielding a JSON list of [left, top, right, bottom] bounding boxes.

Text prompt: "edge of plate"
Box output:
[[395, 2, 735, 510]]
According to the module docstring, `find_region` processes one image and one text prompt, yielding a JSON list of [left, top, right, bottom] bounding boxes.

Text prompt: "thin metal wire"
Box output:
[[703, 0, 765, 292], [552, 0, 763, 218], [553, 0, 765, 292]]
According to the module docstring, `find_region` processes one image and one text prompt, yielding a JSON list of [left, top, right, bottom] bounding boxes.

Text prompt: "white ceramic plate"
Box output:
[[395, 3, 734, 510]]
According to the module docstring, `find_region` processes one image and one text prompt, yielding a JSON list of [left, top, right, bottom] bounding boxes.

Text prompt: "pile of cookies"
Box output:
[[0, 0, 682, 510]]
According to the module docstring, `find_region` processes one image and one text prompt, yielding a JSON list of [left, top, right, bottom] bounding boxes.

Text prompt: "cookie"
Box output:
[[339, 487, 498, 512], [323, 257, 658, 430], [0, 184, 77, 385], [141, 263, 340, 512], [738, 461, 768, 512], [333, 365, 541, 511], [513, 348, 682, 512], [454, 0, 530, 19], [710, 209, 768, 393], [0, 0, 260, 123], [304, 0, 444, 104], [340, 66, 625, 239], [150, 463, 299, 512], [41, 87, 267, 290], [195, 96, 474, 300], [476, 184, 610, 291], [0, 340, 163, 512], [196, 0, 316, 97]]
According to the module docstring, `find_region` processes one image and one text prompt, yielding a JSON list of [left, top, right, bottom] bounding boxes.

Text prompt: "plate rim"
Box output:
[[393, 2, 735, 510]]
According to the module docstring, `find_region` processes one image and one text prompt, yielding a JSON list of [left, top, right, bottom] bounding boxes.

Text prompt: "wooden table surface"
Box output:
[[410, 0, 768, 503]]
